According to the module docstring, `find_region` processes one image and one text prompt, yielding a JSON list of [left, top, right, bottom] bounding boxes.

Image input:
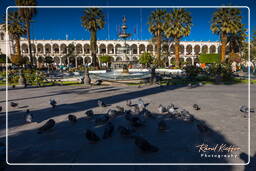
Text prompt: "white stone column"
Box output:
[[75, 57, 77, 68], [82, 57, 85, 65]]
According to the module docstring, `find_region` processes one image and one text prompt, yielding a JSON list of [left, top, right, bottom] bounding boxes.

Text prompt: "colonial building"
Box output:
[[0, 24, 221, 67]]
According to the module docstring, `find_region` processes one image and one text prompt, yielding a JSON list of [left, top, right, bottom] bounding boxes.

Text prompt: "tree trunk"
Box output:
[[90, 30, 98, 68], [15, 37, 21, 56], [175, 39, 180, 68], [221, 33, 227, 63], [26, 21, 33, 67], [156, 29, 161, 67]]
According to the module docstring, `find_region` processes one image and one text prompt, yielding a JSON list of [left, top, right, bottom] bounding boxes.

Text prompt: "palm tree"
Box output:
[[164, 9, 192, 68], [3, 10, 26, 85], [211, 8, 242, 63], [81, 8, 105, 68], [148, 9, 167, 67], [3, 11, 26, 64], [227, 24, 246, 58], [16, 0, 37, 66]]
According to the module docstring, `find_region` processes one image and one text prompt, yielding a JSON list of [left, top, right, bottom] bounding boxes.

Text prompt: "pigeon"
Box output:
[[196, 123, 210, 135], [158, 104, 167, 113], [193, 104, 200, 110], [85, 110, 94, 118], [95, 80, 103, 85], [49, 98, 57, 108], [198, 82, 203, 86], [68, 114, 77, 123], [98, 100, 107, 107], [158, 120, 168, 131], [107, 109, 118, 118], [134, 136, 159, 152], [240, 105, 255, 113], [0, 106, 2, 112], [138, 98, 145, 110], [180, 110, 194, 122], [10, 102, 18, 108], [132, 105, 140, 115], [12, 85, 15, 89], [126, 100, 132, 107], [102, 122, 114, 139], [116, 105, 124, 113], [167, 106, 175, 114], [85, 129, 100, 143], [25, 109, 33, 123], [37, 119, 55, 134], [117, 126, 135, 137]]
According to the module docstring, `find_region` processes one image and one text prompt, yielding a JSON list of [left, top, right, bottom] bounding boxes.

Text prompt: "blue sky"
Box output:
[[1, 0, 255, 41]]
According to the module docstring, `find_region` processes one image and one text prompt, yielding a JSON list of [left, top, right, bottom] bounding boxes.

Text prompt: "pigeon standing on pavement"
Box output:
[[98, 100, 107, 107], [85, 110, 94, 118], [193, 104, 200, 110], [10, 102, 18, 108], [134, 136, 159, 152], [138, 98, 145, 111], [126, 100, 132, 107], [68, 114, 77, 123], [85, 129, 100, 143], [102, 122, 114, 139], [25, 109, 33, 123], [37, 119, 55, 134], [0, 106, 2, 112], [158, 104, 167, 113], [116, 105, 124, 113], [49, 98, 57, 108]]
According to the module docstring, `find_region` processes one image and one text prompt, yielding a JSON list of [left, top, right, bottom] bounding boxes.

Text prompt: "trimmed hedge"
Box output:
[[199, 54, 220, 64]]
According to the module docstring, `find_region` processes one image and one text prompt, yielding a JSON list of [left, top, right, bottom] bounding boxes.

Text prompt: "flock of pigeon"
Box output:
[[2, 97, 254, 154]]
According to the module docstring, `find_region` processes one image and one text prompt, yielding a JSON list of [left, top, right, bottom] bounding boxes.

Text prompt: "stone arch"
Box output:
[[180, 45, 184, 54], [186, 45, 192, 55], [170, 44, 175, 54], [45, 43, 51, 54], [23, 56, 30, 63], [116, 56, 122, 61], [162, 44, 169, 53], [0, 32, 4, 40], [147, 44, 153, 53], [194, 45, 200, 55], [21, 43, 28, 53], [107, 44, 114, 54], [170, 57, 175, 65], [60, 44, 67, 54], [84, 44, 90, 54], [133, 56, 138, 61], [31, 44, 36, 53], [37, 44, 43, 53], [77, 56, 83, 65], [53, 44, 59, 54], [186, 57, 192, 65], [99, 44, 106, 54], [210, 45, 216, 54], [84, 57, 92, 64], [61, 56, 68, 65], [131, 44, 138, 54], [76, 43, 82, 54], [53, 56, 60, 64], [115, 44, 121, 54], [202, 45, 208, 54], [38, 56, 44, 63], [139, 44, 145, 54]]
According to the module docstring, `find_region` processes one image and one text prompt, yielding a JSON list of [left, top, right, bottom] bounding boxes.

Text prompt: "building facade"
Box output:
[[0, 25, 221, 67]]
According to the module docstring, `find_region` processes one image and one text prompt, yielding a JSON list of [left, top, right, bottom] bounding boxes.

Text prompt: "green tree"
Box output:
[[139, 52, 154, 68], [99, 55, 112, 68], [3, 11, 26, 66], [16, 0, 37, 66], [148, 9, 167, 67], [44, 56, 53, 73], [81, 8, 105, 68], [164, 9, 192, 68], [211, 8, 243, 63]]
